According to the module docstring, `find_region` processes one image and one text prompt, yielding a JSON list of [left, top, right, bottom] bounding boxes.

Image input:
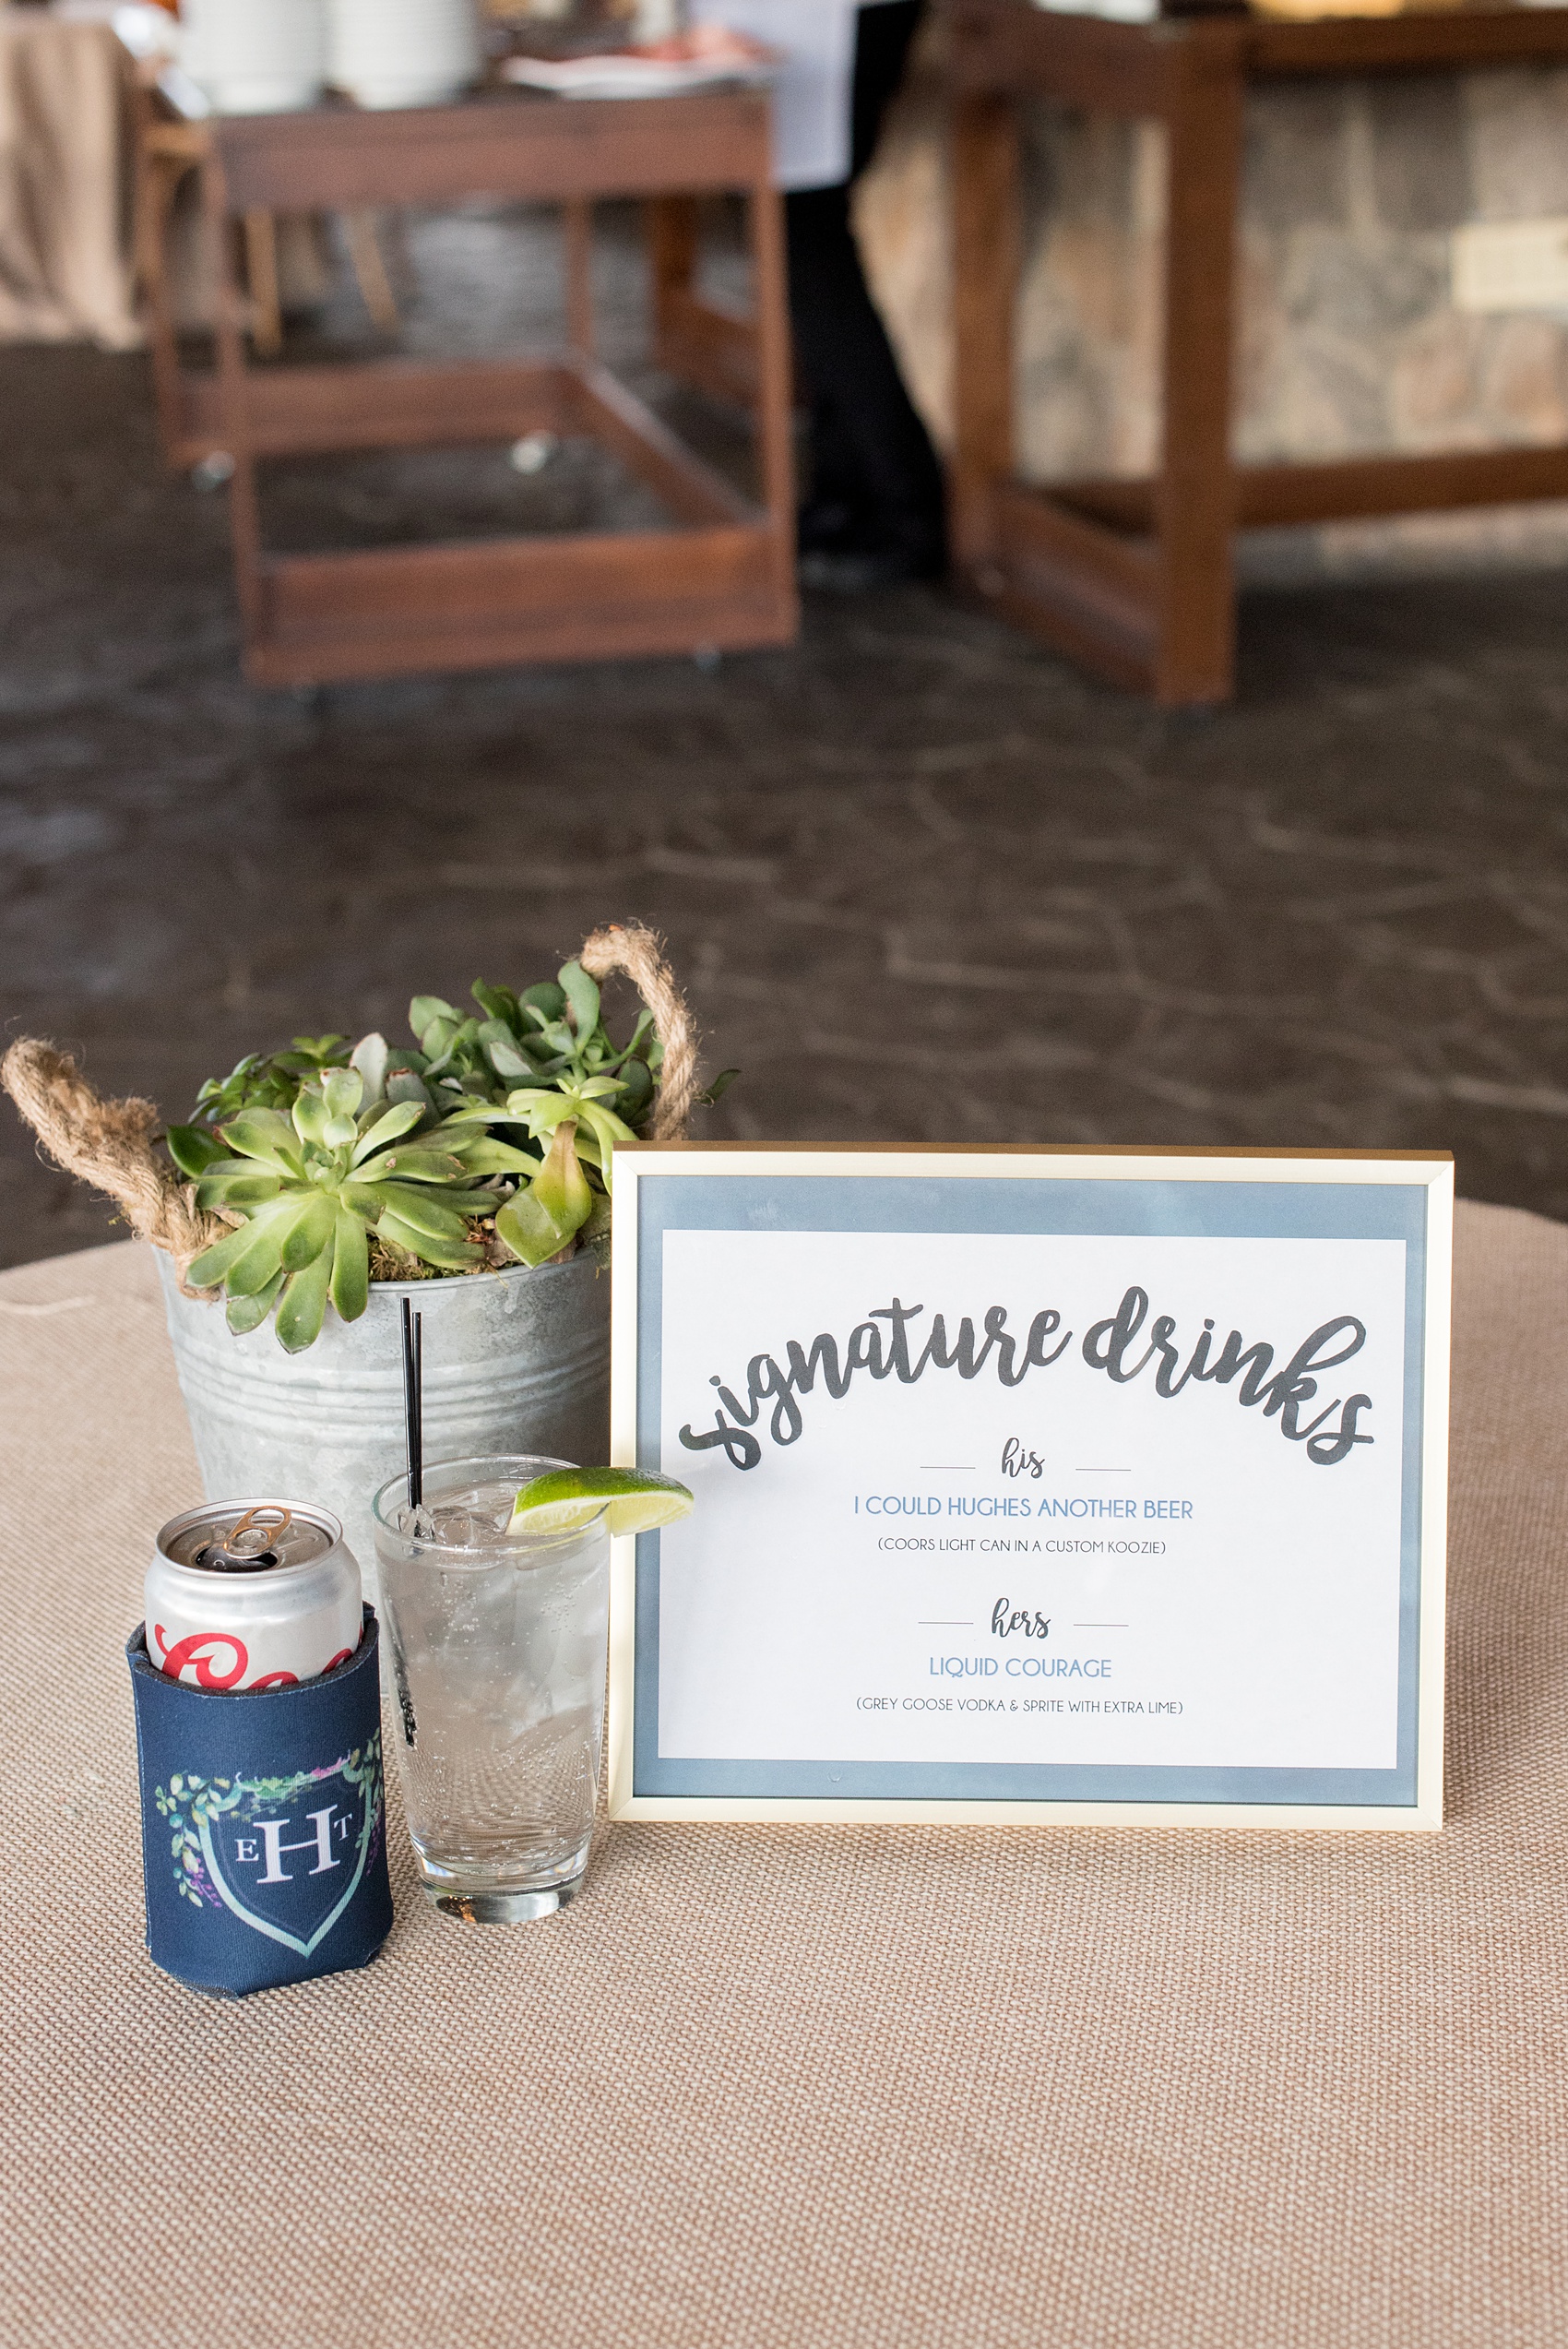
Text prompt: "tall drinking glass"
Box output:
[[373, 1454, 610, 1923]]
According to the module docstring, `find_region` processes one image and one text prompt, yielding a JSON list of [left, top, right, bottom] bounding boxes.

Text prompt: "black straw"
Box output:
[[414, 1311, 423, 1505], [401, 1297, 424, 1510]]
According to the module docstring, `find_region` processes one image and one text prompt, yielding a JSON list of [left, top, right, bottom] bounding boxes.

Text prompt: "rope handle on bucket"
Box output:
[[0, 924, 703, 1291], [0, 1036, 226, 1287], [576, 922, 700, 1143]]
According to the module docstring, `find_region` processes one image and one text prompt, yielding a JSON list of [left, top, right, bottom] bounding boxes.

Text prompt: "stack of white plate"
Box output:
[[181, 0, 327, 114], [327, 0, 482, 110]]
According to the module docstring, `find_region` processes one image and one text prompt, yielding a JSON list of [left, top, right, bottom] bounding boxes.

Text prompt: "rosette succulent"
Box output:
[[170, 1069, 518, 1351], [166, 957, 728, 1349]]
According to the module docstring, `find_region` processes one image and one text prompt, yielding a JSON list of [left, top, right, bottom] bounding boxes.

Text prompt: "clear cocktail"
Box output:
[[373, 1455, 610, 1922]]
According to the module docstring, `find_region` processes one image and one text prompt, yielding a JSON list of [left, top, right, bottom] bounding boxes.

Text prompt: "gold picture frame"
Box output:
[[608, 1143, 1452, 1830]]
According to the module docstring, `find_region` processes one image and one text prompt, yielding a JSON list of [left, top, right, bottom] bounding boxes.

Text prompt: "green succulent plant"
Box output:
[[191, 1036, 353, 1128], [166, 957, 738, 1346], [170, 1070, 516, 1353], [402, 963, 663, 1268], [489, 1076, 640, 1266], [409, 964, 662, 1125]]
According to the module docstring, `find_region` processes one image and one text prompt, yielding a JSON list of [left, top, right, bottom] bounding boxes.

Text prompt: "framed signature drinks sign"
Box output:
[[606, 1146, 1452, 1830]]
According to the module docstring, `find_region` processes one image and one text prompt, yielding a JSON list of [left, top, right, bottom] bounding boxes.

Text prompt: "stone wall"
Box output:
[[854, 53, 1568, 578]]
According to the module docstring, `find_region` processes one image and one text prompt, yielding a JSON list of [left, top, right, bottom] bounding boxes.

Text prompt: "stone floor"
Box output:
[[4, 206, 1568, 1264]]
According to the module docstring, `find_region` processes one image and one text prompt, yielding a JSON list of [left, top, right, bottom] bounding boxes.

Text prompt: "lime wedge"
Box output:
[[507, 1466, 695, 1539]]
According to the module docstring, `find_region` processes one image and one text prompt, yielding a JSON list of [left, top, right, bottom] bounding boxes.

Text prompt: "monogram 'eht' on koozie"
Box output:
[[127, 1607, 394, 1996]]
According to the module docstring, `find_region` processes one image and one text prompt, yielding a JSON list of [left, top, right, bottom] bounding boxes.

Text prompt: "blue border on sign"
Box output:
[[633, 1174, 1427, 1806]]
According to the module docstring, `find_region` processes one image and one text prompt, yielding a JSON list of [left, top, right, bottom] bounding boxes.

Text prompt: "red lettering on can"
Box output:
[[153, 1625, 249, 1688]]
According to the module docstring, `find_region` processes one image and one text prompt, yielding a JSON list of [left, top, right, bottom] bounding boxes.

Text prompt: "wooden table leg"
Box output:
[[244, 208, 284, 360], [137, 152, 195, 466], [1155, 25, 1244, 707], [344, 209, 400, 334], [135, 105, 210, 469], [648, 195, 698, 377], [213, 163, 267, 662], [747, 176, 798, 615], [949, 89, 1018, 578], [646, 194, 761, 408]]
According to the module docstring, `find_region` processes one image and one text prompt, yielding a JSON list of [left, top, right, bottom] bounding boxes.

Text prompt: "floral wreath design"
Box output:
[[154, 1735, 384, 1910]]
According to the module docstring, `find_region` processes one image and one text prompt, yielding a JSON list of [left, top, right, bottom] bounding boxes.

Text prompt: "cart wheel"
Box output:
[[192, 452, 235, 492]]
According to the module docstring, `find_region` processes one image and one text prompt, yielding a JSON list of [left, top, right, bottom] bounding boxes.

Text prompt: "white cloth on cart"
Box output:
[[688, 0, 902, 191]]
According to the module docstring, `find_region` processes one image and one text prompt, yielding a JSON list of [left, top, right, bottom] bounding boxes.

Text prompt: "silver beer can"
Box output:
[[146, 1501, 362, 1691]]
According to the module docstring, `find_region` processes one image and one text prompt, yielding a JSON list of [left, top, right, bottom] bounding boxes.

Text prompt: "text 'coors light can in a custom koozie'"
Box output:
[[129, 1499, 393, 1997]]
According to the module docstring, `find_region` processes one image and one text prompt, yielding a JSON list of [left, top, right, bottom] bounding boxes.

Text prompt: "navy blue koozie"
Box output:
[[127, 1607, 394, 1997]]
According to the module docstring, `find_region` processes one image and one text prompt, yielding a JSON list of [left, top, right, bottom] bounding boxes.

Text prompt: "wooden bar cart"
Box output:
[[141, 89, 796, 686]]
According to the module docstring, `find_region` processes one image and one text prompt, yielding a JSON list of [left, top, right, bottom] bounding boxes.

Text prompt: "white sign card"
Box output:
[[607, 1147, 1451, 1830]]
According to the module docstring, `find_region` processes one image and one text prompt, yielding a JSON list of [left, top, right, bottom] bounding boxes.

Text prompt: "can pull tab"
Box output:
[[194, 1504, 293, 1574]]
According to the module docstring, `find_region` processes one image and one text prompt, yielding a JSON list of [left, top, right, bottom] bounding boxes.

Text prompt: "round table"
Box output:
[[3, 1201, 1564, 2347]]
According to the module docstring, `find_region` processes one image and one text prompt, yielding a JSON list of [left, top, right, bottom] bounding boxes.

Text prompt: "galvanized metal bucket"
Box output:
[[156, 1251, 610, 1595]]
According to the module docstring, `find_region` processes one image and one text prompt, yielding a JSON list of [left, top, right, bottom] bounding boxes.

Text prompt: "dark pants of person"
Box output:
[[785, 0, 946, 572]]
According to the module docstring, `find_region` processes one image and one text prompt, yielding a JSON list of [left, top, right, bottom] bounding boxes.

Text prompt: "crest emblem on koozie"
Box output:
[[154, 1735, 384, 1957]]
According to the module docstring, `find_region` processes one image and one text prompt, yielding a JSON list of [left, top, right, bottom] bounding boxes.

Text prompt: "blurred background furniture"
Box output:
[[948, 0, 1568, 709], [647, 190, 760, 411], [0, 9, 138, 346], [0, 2, 386, 365], [136, 93, 397, 428], [167, 89, 795, 685]]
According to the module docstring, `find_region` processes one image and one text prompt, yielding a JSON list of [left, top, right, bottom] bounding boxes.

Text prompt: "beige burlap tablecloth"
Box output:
[[2, 1200, 1565, 2347]]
